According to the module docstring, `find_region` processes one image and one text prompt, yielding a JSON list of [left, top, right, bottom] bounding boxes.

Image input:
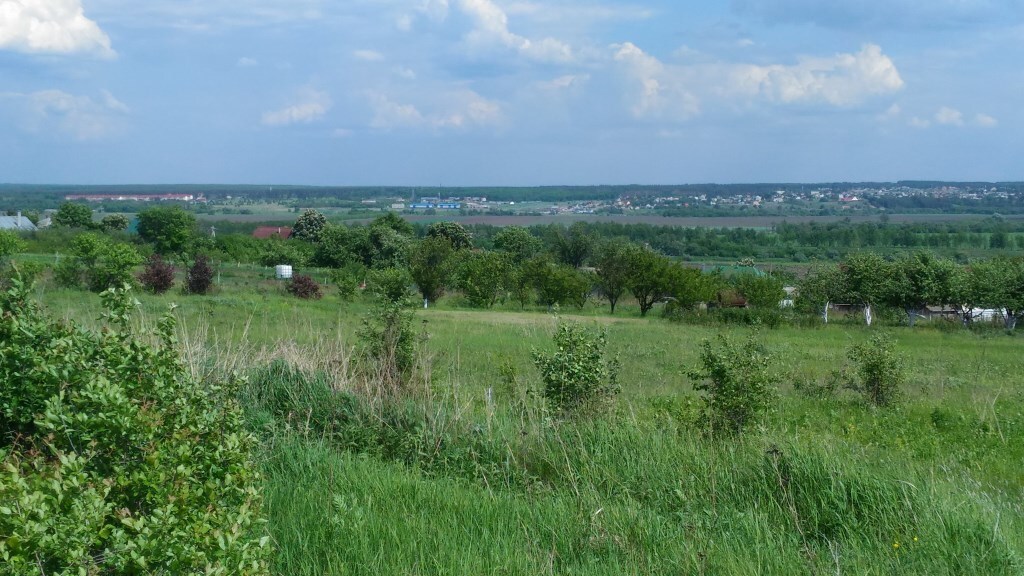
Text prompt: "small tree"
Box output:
[[137, 205, 197, 256], [100, 213, 130, 232], [848, 333, 904, 407], [367, 266, 412, 304], [532, 322, 620, 416], [358, 301, 419, 394], [688, 334, 778, 435], [409, 236, 455, 307], [138, 254, 176, 294], [457, 250, 512, 308], [426, 221, 473, 251], [628, 246, 670, 317], [185, 254, 215, 295], [594, 239, 634, 314], [52, 202, 94, 228]]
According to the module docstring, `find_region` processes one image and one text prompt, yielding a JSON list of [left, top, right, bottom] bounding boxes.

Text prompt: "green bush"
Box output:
[[849, 333, 905, 407], [532, 322, 620, 416], [0, 282, 270, 574], [52, 233, 143, 292], [688, 334, 779, 435]]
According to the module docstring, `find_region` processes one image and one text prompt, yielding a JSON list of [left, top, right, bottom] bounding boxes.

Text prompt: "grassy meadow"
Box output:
[[25, 266, 1024, 575]]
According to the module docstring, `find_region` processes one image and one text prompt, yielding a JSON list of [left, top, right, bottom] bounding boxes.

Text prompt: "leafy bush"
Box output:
[[138, 253, 176, 294], [367, 266, 412, 304], [0, 282, 270, 574], [848, 333, 905, 407], [329, 262, 366, 301], [52, 233, 143, 292], [287, 273, 323, 299], [688, 334, 778, 435], [532, 322, 620, 416], [185, 254, 215, 295], [357, 301, 421, 394]]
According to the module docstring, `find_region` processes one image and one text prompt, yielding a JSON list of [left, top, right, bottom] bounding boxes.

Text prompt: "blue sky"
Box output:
[[1, 0, 1021, 185]]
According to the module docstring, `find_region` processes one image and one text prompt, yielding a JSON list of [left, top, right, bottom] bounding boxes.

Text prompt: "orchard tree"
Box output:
[[887, 252, 959, 327], [372, 212, 415, 236], [292, 209, 328, 242], [627, 246, 670, 317], [968, 257, 1024, 330], [54, 233, 143, 292], [493, 225, 542, 264], [53, 202, 94, 228], [593, 239, 634, 314], [312, 225, 361, 268], [662, 263, 717, 311], [796, 262, 844, 323], [732, 272, 785, 309], [137, 206, 197, 256], [840, 252, 891, 326], [426, 221, 473, 251], [409, 236, 455, 307], [100, 214, 130, 232], [549, 222, 594, 268], [457, 250, 513, 308]]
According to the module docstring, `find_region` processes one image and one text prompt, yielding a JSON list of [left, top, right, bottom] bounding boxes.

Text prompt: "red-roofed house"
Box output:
[[253, 226, 293, 239]]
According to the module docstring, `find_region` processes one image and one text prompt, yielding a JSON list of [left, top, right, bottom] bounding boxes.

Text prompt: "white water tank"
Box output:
[[275, 265, 293, 279]]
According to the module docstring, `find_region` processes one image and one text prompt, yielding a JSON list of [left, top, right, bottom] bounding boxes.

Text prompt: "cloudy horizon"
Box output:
[[1, 0, 1021, 185]]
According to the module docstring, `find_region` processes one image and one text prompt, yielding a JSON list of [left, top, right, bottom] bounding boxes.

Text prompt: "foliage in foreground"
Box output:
[[688, 334, 779, 434], [0, 283, 269, 574], [532, 322, 620, 416]]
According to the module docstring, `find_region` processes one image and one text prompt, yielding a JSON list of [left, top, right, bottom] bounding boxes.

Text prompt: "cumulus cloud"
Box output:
[[459, 0, 574, 63], [612, 42, 700, 121], [0, 89, 128, 139], [727, 44, 904, 106], [934, 106, 965, 126], [237, 57, 259, 67], [536, 74, 589, 91], [262, 89, 331, 126], [974, 113, 997, 127], [0, 0, 114, 57], [368, 89, 501, 130]]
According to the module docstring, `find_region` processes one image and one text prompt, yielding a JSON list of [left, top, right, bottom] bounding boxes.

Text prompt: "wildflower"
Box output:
[[893, 541, 900, 549]]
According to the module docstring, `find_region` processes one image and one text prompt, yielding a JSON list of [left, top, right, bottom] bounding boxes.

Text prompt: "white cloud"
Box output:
[[974, 113, 997, 127], [237, 57, 259, 67], [727, 44, 904, 106], [536, 74, 589, 91], [457, 0, 574, 63], [262, 89, 331, 126], [353, 49, 385, 62], [0, 0, 114, 57], [612, 42, 700, 121], [0, 89, 128, 139], [934, 106, 964, 126], [368, 89, 501, 130], [909, 116, 931, 128], [394, 66, 417, 80]]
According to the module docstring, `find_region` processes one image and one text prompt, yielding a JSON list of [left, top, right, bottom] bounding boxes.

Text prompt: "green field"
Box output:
[[29, 277, 1024, 575]]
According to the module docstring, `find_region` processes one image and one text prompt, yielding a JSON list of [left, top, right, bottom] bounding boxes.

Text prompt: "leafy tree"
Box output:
[[258, 237, 312, 267], [532, 322, 620, 416], [185, 254, 215, 295], [0, 284, 270, 574], [493, 225, 542, 264], [849, 333, 905, 407], [313, 224, 361, 268], [532, 258, 591, 309], [840, 252, 891, 326], [409, 236, 455, 307], [796, 262, 844, 323], [886, 252, 959, 326], [292, 208, 328, 242], [138, 254, 176, 294], [732, 272, 785, 309], [593, 239, 634, 313], [371, 211, 415, 237], [136, 206, 197, 256], [52, 202, 94, 228], [426, 221, 473, 250], [457, 250, 512, 308], [968, 256, 1024, 330], [662, 262, 717, 311], [366, 225, 410, 269], [99, 213, 130, 232], [550, 222, 594, 268], [627, 246, 670, 317]]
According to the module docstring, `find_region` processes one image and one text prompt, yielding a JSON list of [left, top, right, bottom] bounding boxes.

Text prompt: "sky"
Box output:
[[0, 0, 1021, 186]]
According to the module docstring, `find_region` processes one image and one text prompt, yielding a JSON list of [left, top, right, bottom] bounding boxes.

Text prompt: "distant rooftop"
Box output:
[[0, 215, 36, 231]]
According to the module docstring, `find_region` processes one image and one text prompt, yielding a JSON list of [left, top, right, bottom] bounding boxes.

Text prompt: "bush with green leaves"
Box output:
[[53, 233, 143, 292], [357, 301, 420, 394], [0, 282, 270, 574], [367, 266, 412, 304], [532, 322, 620, 416], [848, 333, 905, 407], [688, 334, 778, 435]]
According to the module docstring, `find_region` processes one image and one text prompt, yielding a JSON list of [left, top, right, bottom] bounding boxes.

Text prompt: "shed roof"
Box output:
[[0, 216, 36, 231]]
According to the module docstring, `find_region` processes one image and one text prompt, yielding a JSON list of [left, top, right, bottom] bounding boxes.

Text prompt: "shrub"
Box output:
[[0, 281, 270, 574], [138, 253, 176, 294], [53, 233, 143, 292], [357, 301, 421, 394], [287, 273, 323, 299], [185, 254, 215, 295], [330, 262, 366, 301], [848, 333, 905, 407], [532, 322, 620, 416], [367, 266, 412, 304], [688, 334, 778, 435]]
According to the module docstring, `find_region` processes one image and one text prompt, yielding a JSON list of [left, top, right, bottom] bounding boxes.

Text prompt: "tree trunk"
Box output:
[[1005, 310, 1018, 331], [822, 301, 829, 324], [905, 307, 916, 327], [424, 298, 429, 309], [864, 304, 873, 326]]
